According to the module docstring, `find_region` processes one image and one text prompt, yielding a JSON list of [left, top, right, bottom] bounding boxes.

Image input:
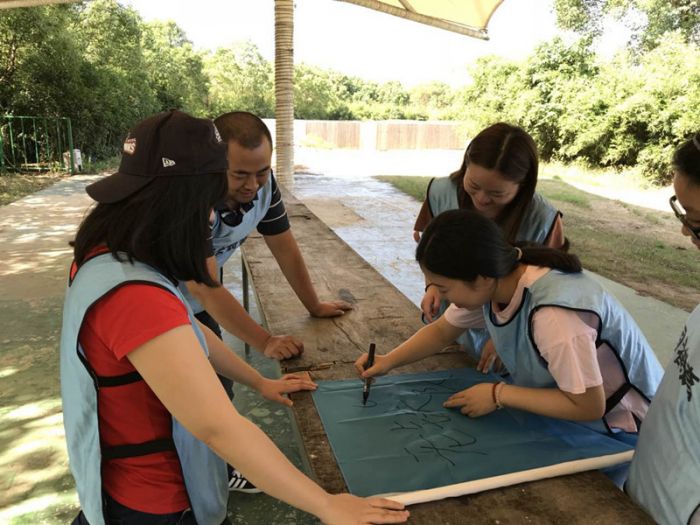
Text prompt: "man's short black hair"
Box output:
[[214, 111, 273, 149]]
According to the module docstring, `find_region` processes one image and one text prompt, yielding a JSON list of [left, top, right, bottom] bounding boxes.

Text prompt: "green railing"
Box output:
[[0, 115, 75, 174]]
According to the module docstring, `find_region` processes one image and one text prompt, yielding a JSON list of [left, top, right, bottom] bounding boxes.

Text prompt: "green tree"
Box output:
[[141, 20, 209, 115], [554, 0, 700, 52], [204, 41, 274, 118], [70, 0, 158, 156]]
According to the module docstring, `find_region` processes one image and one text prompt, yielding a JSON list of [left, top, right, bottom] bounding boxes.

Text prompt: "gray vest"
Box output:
[[60, 253, 228, 525], [483, 269, 663, 432], [627, 305, 700, 525], [180, 177, 273, 313], [427, 176, 560, 356]]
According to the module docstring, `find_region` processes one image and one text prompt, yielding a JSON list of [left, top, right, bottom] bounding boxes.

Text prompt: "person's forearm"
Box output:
[[193, 286, 270, 351], [203, 325, 265, 389], [208, 412, 331, 517], [386, 318, 462, 370], [265, 233, 320, 312], [498, 384, 605, 421], [129, 329, 331, 519]]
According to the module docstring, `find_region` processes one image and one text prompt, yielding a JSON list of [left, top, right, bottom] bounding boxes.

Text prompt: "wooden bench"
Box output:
[[240, 188, 653, 524]]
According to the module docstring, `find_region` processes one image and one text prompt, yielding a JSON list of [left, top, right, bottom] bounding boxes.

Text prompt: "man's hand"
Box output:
[[263, 335, 304, 360], [443, 383, 497, 417], [309, 300, 353, 318], [257, 374, 318, 407]]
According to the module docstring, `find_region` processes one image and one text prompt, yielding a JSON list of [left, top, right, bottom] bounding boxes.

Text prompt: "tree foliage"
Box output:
[[1, 1, 697, 182]]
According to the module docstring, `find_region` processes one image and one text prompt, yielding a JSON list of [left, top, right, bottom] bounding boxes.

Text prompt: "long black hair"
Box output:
[[73, 171, 227, 286], [449, 123, 539, 242], [673, 131, 700, 185], [417, 209, 581, 281]]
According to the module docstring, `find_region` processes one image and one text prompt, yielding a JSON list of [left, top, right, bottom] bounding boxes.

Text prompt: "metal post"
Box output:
[[42, 117, 49, 169], [0, 122, 5, 172], [20, 118, 27, 168], [8, 119, 16, 169], [66, 118, 75, 175], [56, 119, 64, 170], [32, 118, 39, 168], [242, 256, 250, 357]]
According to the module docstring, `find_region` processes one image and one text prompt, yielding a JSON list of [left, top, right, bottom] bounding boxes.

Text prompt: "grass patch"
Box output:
[[0, 173, 66, 206], [376, 175, 430, 201], [375, 175, 698, 311]]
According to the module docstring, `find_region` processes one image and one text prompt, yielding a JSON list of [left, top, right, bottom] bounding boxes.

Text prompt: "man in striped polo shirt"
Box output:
[[182, 111, 352, 493], [184, 110, 351, 365]]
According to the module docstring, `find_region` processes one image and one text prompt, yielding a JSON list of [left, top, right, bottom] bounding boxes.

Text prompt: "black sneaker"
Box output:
[[228, 468, 262, 493]]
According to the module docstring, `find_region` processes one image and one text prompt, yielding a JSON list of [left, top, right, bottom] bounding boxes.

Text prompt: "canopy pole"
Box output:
[[274, 0, 294, 185]]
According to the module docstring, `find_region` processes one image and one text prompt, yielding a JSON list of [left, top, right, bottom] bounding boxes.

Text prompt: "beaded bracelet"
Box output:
[[494, 381, 506, 409], [491, 382, 499, 406]]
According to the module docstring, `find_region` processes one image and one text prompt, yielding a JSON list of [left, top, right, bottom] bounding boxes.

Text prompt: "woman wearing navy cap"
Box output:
[[61, 110, 409, 525]]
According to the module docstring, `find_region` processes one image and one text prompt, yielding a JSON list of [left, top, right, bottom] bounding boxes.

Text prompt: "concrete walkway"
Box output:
[[0, 156, 689, 523]]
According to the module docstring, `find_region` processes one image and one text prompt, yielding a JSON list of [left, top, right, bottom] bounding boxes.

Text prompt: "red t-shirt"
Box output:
[[76, 256, 192, 513]]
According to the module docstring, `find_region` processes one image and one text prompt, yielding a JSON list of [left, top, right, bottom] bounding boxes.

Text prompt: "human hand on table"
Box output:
[[257, 375, 317, 407], [309, 300, 354, 318], [263, 334, 304, 360], [318, 493, 409, 524], [443, 383, 497, 417]]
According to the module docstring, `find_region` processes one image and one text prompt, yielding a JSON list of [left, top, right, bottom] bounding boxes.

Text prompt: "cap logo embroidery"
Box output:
[[123, 136, 136, 155], [213, 124, 223, 144], [162, 157, 176, 168]]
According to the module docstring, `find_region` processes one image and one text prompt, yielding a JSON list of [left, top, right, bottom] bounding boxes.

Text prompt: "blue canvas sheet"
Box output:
[[311, 368, 633, 497]]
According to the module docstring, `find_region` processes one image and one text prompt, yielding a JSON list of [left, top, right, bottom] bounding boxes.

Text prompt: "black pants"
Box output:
[[194, 310, 234, 399], [70, 493, 232, 525]]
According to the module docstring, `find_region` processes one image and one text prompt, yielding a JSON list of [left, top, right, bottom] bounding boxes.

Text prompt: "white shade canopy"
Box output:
[[336, 0, 505, 39]]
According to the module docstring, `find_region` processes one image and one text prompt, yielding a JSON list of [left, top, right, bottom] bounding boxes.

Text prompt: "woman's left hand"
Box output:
[[258, 375, 318, 407], [443, 383, 497, 417]]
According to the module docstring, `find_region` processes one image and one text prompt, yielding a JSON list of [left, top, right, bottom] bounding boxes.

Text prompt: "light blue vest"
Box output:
[[179, 177, 273, 313], [60, 253, 228, 525], [427, 176, 559, 244], [426, 176, 560, 357], [483, 269, 663, 432], [627, 305, 700, 525]]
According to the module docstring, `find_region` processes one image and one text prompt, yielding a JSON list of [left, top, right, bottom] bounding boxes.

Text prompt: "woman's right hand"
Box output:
[[354, 353, 392, 379], [420, 286, 441, 323], [318, 493, 409, 524]]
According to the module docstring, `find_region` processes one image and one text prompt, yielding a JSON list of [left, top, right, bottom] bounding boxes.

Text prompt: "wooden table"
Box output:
[[240, 189, 653, 524]]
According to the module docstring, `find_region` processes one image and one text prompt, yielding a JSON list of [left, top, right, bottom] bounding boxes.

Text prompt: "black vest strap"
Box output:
[[605, 383, 632, 414], [95, 370, 143, 387], [102, 438, 176, 461]]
